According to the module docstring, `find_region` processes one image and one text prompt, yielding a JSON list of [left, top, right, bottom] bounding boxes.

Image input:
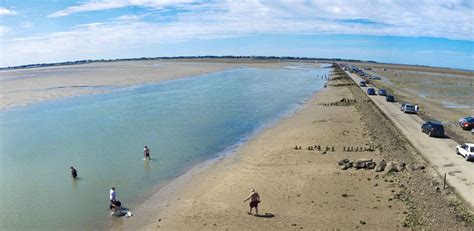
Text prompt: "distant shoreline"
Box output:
[[0, 60, 324, 110], [2, 55, 472, 72]]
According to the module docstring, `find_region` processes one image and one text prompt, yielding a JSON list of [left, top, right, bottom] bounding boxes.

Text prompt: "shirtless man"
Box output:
[[243, 189, 260, 215], [143, 146, 150, 160]]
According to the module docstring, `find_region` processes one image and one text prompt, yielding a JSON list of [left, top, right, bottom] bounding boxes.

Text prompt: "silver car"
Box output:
[[401, 103, 417, 114]]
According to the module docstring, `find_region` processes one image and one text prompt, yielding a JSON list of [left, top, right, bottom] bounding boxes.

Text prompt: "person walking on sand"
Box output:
[[70, 166, 77, 178], [415, 104, 419, 113], [243, 189, 260, 215], [143, 145, 151, 160]]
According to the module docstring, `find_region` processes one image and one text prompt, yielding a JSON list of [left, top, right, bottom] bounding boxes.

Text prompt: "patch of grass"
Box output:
[[447, 196, 474, 225]]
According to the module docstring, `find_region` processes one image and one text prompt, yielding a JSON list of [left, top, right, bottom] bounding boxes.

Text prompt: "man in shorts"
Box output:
[[143, 146, 151, 160], [243, 188, 260, 215]]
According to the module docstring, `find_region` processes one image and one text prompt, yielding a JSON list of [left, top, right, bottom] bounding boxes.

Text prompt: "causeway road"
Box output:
[[338, 63, 474, 210]]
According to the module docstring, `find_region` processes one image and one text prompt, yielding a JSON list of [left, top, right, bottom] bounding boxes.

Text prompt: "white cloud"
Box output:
[[1, 0, 473, 67], [48, 0, 194, 17], [0, 7, 18, 16]]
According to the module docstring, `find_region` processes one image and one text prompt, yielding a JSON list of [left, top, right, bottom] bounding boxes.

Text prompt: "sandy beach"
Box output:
[[116, 64, 473, 230], [1, 60, 472, 230]]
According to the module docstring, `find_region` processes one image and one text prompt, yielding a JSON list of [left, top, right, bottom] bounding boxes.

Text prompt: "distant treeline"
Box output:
[[0, 56, 377, 70]]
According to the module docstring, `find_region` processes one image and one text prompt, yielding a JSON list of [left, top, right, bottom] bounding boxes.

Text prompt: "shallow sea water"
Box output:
[[0, 66, 329, 230]]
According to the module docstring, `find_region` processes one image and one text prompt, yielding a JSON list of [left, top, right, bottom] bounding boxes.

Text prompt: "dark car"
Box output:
[[421, 121, 445, 137], [359, 81, 367, 87], [459, 117, 474, 130], [386, 95, 396, 102], [367, 88, 376, 95], [378, 89, 387, 96]]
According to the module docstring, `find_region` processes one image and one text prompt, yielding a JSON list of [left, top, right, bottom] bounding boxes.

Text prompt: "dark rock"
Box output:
[[366, 161, 376, 169], [338, 159, 350, 166]]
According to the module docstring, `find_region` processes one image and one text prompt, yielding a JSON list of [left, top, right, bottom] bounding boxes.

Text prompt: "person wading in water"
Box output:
[[143, 146, 151, 160], [70, 166, 78, 178]]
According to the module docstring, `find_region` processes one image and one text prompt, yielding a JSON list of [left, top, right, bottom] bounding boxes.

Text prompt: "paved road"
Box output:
[[338, 64, 474, 210]]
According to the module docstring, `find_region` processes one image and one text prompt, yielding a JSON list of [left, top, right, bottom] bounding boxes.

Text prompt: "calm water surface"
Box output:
[[0, 66, 329, 230]]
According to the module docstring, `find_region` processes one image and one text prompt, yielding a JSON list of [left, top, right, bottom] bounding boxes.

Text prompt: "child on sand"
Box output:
[[243, 188, 260, 215]]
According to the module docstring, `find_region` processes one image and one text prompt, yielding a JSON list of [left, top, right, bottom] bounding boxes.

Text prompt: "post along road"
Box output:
[[338, 63, 474, 210]]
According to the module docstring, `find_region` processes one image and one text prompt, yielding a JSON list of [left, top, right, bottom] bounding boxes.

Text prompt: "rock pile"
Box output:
[[317, 98, 357, 106], [338, 159, 425, 173]]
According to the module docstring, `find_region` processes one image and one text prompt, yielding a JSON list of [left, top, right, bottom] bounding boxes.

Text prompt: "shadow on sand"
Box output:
[[254, 213, 275, 218]]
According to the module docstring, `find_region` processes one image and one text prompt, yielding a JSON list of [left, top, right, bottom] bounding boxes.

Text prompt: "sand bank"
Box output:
[[0, 60, 319, 110]]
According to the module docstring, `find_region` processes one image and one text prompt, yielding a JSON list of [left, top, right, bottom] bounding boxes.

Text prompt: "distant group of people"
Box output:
[[69, 145, 153, 216]]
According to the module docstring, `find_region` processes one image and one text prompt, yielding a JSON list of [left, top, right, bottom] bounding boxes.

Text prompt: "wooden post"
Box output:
[[443, 173, 447, 189]]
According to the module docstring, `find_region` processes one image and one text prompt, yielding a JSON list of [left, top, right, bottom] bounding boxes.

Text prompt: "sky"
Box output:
[[0, 0, 473, 70]]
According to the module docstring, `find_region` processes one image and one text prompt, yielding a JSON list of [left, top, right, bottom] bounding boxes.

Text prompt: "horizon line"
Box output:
[[1, 55, 473, 73]]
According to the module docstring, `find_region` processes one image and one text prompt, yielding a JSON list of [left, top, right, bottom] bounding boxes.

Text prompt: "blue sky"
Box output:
[[1, 0, 473, 70]]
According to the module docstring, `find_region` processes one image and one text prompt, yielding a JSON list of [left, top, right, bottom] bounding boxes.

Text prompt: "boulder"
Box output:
[[375, 160, 386, 172], [353, 161, 365, 169], [340, 161, 353, 170], [386, 161, 398, 172], [408, 163, 425, 171], [338, 159, 351, 166], [396, 162, 406, 172], [366, 161, 376, 169], [354, 159, 373, 169]]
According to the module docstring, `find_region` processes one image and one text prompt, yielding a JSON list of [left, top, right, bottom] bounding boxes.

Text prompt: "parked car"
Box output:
[[359, 81, 367, 87], [458, 116, 472, 124], [386, 95, 396, 102], [421, 121, 445, 137], [367, 88, 376, 95], [458, 116, 474, 130], [456, 143, 474, 161], [401, 103, 417, 114], [378, 89, 387, 96]]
